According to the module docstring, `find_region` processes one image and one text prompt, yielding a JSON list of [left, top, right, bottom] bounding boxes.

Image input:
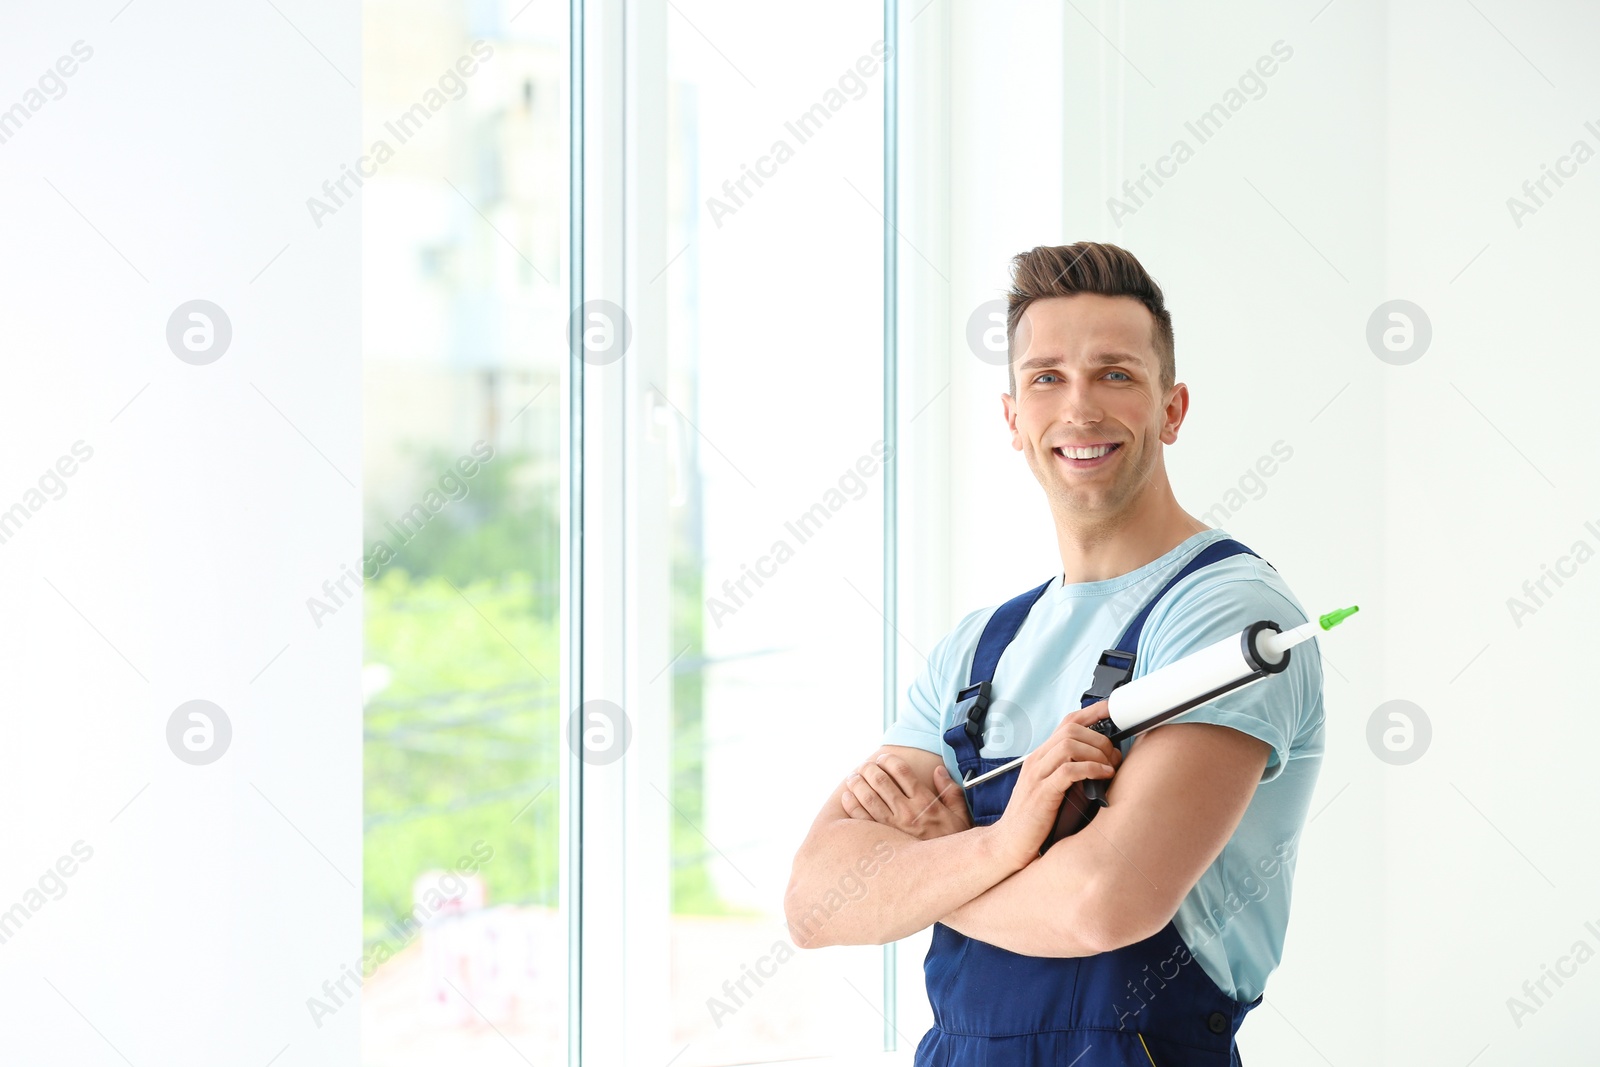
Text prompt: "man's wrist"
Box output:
[[973, 821, 1031, 876]]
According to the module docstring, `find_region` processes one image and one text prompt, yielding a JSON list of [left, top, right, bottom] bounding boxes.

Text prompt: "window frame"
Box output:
[[569, 0, 908, 1062]]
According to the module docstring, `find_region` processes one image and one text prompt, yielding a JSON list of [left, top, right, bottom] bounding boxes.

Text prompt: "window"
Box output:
[[360, 2, 569, 1063], [361, 1, 901, 1062], [652, 2, 891, 1061]]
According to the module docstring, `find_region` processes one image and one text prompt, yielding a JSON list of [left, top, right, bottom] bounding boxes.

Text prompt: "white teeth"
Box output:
[[1058, 444, 1115, 459]]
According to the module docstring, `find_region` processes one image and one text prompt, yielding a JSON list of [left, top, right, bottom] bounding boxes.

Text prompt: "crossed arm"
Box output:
[[783, 703, 1270, 957]]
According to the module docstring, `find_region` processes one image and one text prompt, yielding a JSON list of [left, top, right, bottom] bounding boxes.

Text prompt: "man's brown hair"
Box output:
[[1005, 242, 1175, 397]]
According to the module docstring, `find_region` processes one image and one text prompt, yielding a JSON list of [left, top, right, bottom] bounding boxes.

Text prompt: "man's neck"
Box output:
[[1053, 493, 1208, 585]]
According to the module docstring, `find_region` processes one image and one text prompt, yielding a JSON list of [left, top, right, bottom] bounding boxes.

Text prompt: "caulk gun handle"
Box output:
[[1040, 717, 1120, 854], [1081, 717, 1121, 806]]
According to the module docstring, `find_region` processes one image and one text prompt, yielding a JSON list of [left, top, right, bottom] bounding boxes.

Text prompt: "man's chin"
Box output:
[[1028, 456, 1139, 514], [1045, 478, 1139, 517]]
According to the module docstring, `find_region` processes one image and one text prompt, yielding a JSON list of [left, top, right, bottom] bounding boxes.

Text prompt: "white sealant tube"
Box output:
[[1104, 627, 1263, 733]]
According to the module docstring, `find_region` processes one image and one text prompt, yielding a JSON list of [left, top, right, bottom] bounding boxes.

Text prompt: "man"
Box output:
[[784, 242, 1324, 1064]]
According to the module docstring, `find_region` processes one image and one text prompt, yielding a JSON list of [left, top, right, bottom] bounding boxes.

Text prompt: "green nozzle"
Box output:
[[1319, 605, 1359, 630]]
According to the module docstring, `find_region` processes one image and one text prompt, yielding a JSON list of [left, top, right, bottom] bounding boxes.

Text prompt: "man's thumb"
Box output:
[[934, 765, 964, 810]]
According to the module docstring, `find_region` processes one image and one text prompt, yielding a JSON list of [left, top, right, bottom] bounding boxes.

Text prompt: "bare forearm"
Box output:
[[785, 820, 1020, 947], [942, 850, 1117, 957]]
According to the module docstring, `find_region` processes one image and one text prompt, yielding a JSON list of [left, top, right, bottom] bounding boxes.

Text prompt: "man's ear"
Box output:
[[1001, 391, 1023, 451], [1159, 382, 1190, 445]]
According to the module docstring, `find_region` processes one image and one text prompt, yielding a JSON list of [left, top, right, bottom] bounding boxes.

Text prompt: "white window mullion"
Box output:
[[576, 0, 673, 1064], [577, 0, 629, 1065], [623, 0, 673, 1062]]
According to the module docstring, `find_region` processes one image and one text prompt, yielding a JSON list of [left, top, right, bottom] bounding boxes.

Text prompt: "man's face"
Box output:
[[1001, 293, 1186, 520]]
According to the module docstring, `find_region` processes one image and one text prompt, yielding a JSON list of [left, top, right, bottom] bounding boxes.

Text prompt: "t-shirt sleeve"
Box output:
[[878, 610, 982, 755], [1134, 575, 1320, 782]]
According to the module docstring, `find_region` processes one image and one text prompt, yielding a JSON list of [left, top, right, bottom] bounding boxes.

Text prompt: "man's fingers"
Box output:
[[840, 788, 872, 820], [1056, 737, 1119, 766], [1044, 757, 1116, 792], [1044, 719, 1120, 767], [846, 774, 895, 821], [874, 754, 921, 798], [861, 763, 909, 803], [1064, 699, 1109, 727], [1024, 732, 1117, 785], [934, 765, 968, 814]]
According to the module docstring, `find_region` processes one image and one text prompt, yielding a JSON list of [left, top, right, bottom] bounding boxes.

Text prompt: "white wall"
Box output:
[[1382, 0, 1600, 1061], [0, 4, 361, 1065]]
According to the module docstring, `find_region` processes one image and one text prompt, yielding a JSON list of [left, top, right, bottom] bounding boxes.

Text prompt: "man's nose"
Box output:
[[1053, 376, 1103, 423]]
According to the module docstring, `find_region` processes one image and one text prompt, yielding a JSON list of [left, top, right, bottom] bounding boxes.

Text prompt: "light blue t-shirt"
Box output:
[[882, 527, 1324, 1003]]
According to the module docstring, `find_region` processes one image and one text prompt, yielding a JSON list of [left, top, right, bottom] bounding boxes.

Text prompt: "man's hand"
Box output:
[[787, 745, 1032, 948], [988, 700, 1121, 870], [839, 753, 973, 840]]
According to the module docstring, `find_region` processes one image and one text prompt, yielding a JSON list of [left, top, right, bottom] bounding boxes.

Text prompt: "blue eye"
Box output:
[[1034, 373, 1058, 384], [1105, 371, 1130, 381]]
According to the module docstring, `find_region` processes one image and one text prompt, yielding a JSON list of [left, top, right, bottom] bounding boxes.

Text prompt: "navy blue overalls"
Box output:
[[921, 538, 1271, 1066]]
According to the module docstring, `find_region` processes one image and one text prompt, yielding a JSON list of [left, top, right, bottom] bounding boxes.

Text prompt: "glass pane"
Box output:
[[360, 2, 568, 1064], [658, 3, 889, 1061]]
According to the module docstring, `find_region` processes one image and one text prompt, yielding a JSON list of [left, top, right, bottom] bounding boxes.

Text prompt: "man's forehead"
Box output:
[[1018, 294, 1150, 337], [1015, 296, 1155, 364]]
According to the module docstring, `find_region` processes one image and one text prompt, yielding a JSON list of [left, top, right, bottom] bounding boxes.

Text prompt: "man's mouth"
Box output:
[[1053, 442, 1121, 469]]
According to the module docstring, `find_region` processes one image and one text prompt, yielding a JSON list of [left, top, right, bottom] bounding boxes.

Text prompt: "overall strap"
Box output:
[[941, 577, 1053, 765], [1078, 537, 1271, 711]]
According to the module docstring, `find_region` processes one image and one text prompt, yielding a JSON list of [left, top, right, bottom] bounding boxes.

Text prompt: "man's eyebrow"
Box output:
[[1016, 351, 1146, 372]]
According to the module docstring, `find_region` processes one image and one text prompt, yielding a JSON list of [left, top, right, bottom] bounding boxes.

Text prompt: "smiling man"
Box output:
[[784, 242, 1325, 1065]]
